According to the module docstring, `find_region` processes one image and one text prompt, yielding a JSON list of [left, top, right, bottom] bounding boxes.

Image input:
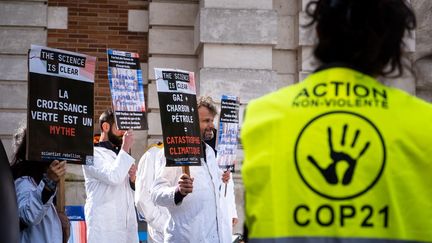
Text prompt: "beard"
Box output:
[[203, 128, 214, 141], [108, 128, 122, 147]]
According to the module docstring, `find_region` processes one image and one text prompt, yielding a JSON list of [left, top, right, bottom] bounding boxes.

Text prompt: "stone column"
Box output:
[[0, 0, 47, 159], [195, 0, 279, 234], [298, 0, 318, 81], [412, 0, 432, 102], [147, 0, 199, 145], [128, 8, 150, 161], [273, 0, 300, 85]]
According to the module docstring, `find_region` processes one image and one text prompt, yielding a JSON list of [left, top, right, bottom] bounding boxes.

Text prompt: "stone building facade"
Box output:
[[1, 0, 431, 234]]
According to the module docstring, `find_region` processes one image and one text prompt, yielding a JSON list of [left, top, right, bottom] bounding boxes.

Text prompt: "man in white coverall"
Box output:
[[206, 127, 239, 235], [151, 96, 232, 243], [83, 108, 138, 243], [135, 142, 168, 243]]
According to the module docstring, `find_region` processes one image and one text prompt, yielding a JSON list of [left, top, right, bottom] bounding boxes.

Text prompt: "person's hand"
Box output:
[[178, 173, 194, 196], [46, 160, 67, 182], [128, 163, 137, 183], [222, 170, 230, 183], [121, 129, 134, 152], [232, 217, 239, 226]]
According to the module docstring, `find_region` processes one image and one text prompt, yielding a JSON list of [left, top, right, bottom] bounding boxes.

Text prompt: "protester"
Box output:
[[206, 127, 239, 233], [82, 108, 138, 243], [241, 0, 432, 242], [135, 142, 168, 243], [151, 96, 232, 243], [11, 123, 69, 243]]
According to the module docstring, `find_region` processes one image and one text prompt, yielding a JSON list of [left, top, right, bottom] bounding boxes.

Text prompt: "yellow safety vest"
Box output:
[[241, 67, 432, 243]]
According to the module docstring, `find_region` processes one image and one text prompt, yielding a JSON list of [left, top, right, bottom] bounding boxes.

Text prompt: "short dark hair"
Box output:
[[99, 108, 115, 130], [306, 0, 416, 77]]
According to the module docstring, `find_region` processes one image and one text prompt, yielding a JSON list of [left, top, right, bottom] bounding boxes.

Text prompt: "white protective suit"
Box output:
[[151, 143, 232, 243], [226, 178, 238, 222], [15, 176, 62, 243], [135, 143, 169, 243], [221, 177, 238, 236], [82, 146, 138, 243]]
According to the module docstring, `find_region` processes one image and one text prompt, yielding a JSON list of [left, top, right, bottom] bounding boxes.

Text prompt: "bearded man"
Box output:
[[151, 96, 232, 243], [82, 108, 138, 243]]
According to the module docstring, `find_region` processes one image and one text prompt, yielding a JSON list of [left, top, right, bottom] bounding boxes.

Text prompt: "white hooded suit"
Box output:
[[151, 143, 232, 243]]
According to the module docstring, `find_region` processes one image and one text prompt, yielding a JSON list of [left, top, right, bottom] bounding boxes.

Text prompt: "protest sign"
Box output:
[[107, 49, 147, 130], [216, 95, 240, 172], [155, 68, 202, 167], [27, 45, 95, 164]]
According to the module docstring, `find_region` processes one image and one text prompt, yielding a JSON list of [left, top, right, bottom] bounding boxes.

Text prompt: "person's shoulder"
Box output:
[[93, 146, 107, 153], [386, 85, 432, 112], [146, 142, 164, 153], [373, 83, 432, 133], [204, 142, 215, 154], [93, 145, 116, 159], [248, 77, 314, 109], [15, 176, 35, 188], [140, 143, 164, 160], [251, 85, 296, 104], [244, 84, 302, 122]]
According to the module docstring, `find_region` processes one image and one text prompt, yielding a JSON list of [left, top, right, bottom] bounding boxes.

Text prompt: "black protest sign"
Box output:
[[107, 49, 148, 130], [155, 68, 202, 166], [219, 95, 240, 123], [216, 95, 240, 172], [27, 45, 96, 164]]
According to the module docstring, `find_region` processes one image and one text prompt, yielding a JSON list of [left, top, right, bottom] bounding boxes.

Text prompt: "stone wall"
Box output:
[[147, 0, 199, 146], [412, 1, 432, 102], [47, 0, 149, 124], [0, 0, 47, 160]]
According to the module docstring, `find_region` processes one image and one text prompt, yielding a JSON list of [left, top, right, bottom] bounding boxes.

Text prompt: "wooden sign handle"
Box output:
[[56, 176, 65, 213], [182, 165, 190, 177], [224, 182, 228, 197]]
